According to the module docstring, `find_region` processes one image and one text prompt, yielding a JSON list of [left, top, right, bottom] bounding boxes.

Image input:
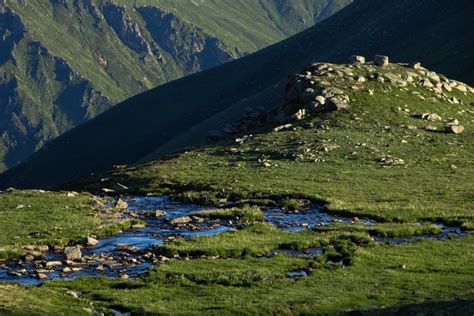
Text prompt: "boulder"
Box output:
[[314, 95, 326, 105], [410, 62, 421, 70], [45, 261, 62, 267], [445, 125, 464, 134], [350, 55, 366, 64], [326, 98, 349, 111], [421, 113, 442, 121], [291, 109, 306, 121], [85, 237, 99, 247], [115, 198, 128, 210], [170, 216, 192, 225], [373, 55, 389, 67], [64, 246, 82, 261], [445, 119, 463, 134]]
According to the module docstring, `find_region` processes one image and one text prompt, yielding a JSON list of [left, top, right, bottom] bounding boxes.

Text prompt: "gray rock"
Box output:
[[314, 96, 326, 105], [64, 246, 82, 261], [46, 261, 63, 267], [421, 113, 442, 121], [145, 210, 167, 218], [115, 198, 128, 210], [455, 84, 468, 93], [427, 72, 441, 83], [410, 62, 421, 69], [350, 55, 366, 64], [373, 55, 389, 67], [445, 125, 464, 134], [273, 124, 293, 132], [170, 216, 192, 225], [420, 79, 434, 88], [326, 98, 349, 111], [291, 109, 306, 121], [85, 237, 99, 247]]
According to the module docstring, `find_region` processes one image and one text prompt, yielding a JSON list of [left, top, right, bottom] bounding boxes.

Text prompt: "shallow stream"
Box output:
[[0, 196, 466, 285]]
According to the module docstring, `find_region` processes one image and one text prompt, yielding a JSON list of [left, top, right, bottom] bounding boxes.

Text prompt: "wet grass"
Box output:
[[192, 205, 264, 223], [314, 222, 444, 238], [0, 190, 135, 260], [1, 236, 468, 315]]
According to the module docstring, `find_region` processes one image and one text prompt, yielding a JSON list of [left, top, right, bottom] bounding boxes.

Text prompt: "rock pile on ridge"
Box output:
[[208, 55, 474, 140]]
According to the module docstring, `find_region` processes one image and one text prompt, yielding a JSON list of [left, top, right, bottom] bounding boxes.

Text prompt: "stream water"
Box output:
[[0, 196, 466, 285]]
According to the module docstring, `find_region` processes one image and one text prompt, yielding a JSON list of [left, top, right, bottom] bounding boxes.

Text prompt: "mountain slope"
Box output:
[[1, 0, 473, 189], [0, 0, 350, 171]]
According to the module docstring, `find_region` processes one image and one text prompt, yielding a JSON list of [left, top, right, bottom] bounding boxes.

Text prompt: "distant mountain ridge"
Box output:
[[0, 0, 350, 171], [1, 0, 473, 189]]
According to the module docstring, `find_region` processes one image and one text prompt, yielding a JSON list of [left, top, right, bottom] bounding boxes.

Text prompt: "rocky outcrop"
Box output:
[[0, 10, 26, 65], [0, 39, 111, 170], [138, 6, 234, 74], [208, 56, 474, 141], [102, 4, 156, 58]]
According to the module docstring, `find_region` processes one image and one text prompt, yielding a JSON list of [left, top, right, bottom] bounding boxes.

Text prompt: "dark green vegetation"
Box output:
[[2, 0, 473, 188], [0, 190, 135, 260], [1, 230, 472, 314], [0, 0, 349, 171]]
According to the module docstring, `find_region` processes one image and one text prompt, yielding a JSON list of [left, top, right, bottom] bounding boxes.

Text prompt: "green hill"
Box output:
[[0, 0, 350, 171], [1, 55, 474, 316], [1, 0, 473, 189]]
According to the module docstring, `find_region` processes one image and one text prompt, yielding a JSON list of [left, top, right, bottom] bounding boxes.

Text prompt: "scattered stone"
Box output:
[[373, 55, 389, 67], [46, 261, 63, 268], [420, 113, 442, 121], [62, 267, 72, 273], [273, 124, 293, 132], [145, 210, 167, 218], [455, 84, 468, 93], [66, 290, 79, 299], [132, 223, 146, 229], [449, 96, 460, 104], [64, 246, 82, 261], [115, 199, 128, 210], [24, 254, 35, 261], [326, 98, 349, 111], [119, 274, 129, 280], [65, 191, 78, 197], [425, 125, 438, 131], [291, 109, 306, 121], [378, 155, 406, 166], [350, 55, 366, 64], [37, 273, 49, 280], [170, 216, 192, 225], [315, 95, 326, 105], [420, 79, 433, 88], [410, 62, 421, 70], [85, 237, 99, 247], [112, 183, 129, 191], [445, 124, 464, 134], [115, 244, 129, 251]]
